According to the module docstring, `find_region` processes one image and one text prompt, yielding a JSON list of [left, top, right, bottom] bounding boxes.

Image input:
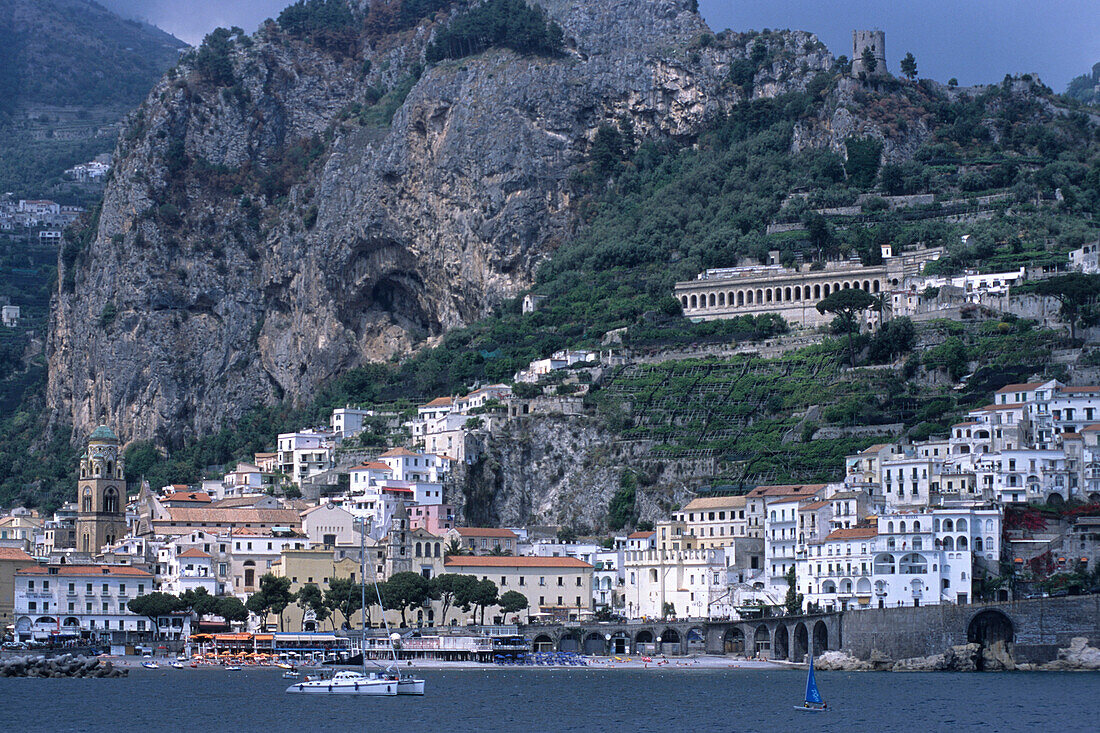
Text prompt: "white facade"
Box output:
[[276, 431, 333, 485], [13, 565, 160, 641]]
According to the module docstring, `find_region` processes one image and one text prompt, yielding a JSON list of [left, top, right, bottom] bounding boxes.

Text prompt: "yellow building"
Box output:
[[672, 495, 749, 548], [0, 548, 35, 629], [273, 549, 363, 632], [443, 556, 593, 623]]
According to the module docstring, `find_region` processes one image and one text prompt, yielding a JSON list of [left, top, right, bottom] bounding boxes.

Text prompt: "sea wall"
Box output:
[[0, 653, 127, 678], [839, 596, 1100, 666]]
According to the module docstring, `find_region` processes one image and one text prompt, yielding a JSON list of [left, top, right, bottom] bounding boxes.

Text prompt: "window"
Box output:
[[501, 576, 507, 586], [557, 577, 563, 586], [68, 582, 75, 594]]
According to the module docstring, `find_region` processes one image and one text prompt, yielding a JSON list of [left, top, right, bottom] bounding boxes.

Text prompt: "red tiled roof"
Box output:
[[627, 531, 655, 539], [444, 556, 591, 569], [824, 526, 878, 541], [1081, 424, 1100, 432], [1058, 385, 1100, 394], [0, 548, 35, 562], [177, 548, 211, 558], [453, 527, 518, 538], [978, 403, 1024, 411], [378, 447, 419, 458], [995, 382, 1046, 393], [420, 397, 453, 408], [163, 491, 212, 503], [746, 484, 826, 498], [351, 462, 392, 471], [18, 564, 152, 577]]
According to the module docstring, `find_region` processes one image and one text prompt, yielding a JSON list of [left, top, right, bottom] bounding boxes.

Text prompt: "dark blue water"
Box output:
[[1, 667, 1095, 732]]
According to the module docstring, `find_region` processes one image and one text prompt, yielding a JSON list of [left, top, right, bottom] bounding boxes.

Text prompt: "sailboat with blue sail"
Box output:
[[795, 651, 827, 712]]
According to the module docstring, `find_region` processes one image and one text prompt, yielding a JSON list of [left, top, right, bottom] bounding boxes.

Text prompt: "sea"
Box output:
[[1, 666, 1096, 732]]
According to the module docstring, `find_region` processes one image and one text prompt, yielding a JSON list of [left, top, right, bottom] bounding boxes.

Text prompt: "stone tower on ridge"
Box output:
[[851, 30, 887, 75], [75, 425, 127, 553]]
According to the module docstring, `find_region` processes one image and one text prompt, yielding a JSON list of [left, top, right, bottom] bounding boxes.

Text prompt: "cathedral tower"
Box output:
[[75, 425, 127, 554]]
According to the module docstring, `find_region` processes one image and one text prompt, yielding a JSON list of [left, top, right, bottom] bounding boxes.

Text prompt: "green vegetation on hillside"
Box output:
[[426, 0, 564, 62], [1065, 62, 1100, 106]]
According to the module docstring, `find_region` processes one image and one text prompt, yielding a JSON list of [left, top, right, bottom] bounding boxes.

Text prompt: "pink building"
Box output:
[[408, 504, 455, 536]]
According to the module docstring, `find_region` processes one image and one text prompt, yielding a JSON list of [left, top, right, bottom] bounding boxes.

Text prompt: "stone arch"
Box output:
[[727, 291, 734, 306], [583, 632, 606, 655], [1089, 492, 1100, 503], [687, 627, 706, 653], [943, 519, 954, 531], [785, 286, 792, 301], [558, 630, 581, 652], [533, 634, 554, 652], [1047, 492, 1065, 507], [856, 577, 872, 595], [634, 629, 654, 651], [814, 284, 822, 299], [943, 536, 955, 551], [822, 284, 830, 297], [753, 625, 771, 655], [967, 609, 1014, 671], [765, 288, 773, 303], [708, 293, 716, 307], [793, 623, 809, 662], [690, 294, 698, 309], [82, 489, 92, 513], [737, 291, 745, 306], [804, 285, 812, 300], [718, 292, 725, 307], [747, 290, 754, 305], [812, 620, 828, 654], [873, 280, 880, 293], [723, 627, 745, 654], [415, 542, 422, 557], [834, 281, 841, 292], [773, 624, 789, 660], [681, 295, 688, 308], [756, 289, 763, 304]]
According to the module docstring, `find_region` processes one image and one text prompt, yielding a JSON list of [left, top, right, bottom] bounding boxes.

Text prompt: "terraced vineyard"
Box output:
[[595, 320, 1072, 490]]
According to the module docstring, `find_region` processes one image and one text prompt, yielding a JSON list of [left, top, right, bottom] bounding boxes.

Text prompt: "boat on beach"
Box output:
[[141, 661, 159, 670], [170, 662, 186, 669]]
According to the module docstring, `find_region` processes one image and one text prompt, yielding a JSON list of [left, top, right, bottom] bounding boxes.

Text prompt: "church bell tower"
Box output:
[[75, 425, 127, 554]]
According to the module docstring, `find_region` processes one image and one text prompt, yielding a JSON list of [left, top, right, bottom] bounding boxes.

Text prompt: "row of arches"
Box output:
[[535, 627, 705, 655], [682, 278, 882, 311], [721, 620, 829, 661], [414, 542, 441, 558]]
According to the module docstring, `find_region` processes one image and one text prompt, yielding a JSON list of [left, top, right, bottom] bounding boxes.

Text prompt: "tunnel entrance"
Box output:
[[967, 610, 1014, 671]]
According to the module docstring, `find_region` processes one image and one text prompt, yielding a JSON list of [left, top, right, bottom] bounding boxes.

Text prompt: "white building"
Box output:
[[276, 430, 333, 485], [1, 305, 19, 328], [13, 564, 165, 642]]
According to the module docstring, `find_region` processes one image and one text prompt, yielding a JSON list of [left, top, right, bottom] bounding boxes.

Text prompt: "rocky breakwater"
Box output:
[[818, 636, 1100, 672], [0, 653, 127, 678]]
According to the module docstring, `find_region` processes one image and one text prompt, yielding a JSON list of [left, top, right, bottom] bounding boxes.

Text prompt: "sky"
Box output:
[[100, 0, 1098, 91]]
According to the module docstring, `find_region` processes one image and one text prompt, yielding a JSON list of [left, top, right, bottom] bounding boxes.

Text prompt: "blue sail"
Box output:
[[805, 653, 823, 705]]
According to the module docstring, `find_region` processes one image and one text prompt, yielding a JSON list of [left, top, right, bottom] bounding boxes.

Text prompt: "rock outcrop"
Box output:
[[47, 0, 834, 445], [0, 653, 126, 678]]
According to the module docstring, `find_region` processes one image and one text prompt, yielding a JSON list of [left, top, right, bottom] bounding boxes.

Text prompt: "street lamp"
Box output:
[[655, 635, 662, 656], [604, 632, 611, 656]]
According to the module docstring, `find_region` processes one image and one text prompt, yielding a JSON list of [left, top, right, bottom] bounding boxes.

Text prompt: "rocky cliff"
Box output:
[[48, 0, 835, 445]]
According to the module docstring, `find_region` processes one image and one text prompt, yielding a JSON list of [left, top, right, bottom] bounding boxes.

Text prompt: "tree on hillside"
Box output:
[[900, 52, 918, 81], [444, 539, 468, 557], [498, 590, 529, 623], [180, 587, 218, 617], [860, 46, 877, 74], [432, 573, 477, 626], [816, 288, 876, 365], [784, 566, 805, 616], [324, 576, 364, 629], [215, 596, 249, 626], [127, 592, 182, 640], [246, 573, 297, 631], [381, 572, 436, 627], [1015, 273, 1100, 340], [466, 578, 499, 625], [296, 583, 330, 628]]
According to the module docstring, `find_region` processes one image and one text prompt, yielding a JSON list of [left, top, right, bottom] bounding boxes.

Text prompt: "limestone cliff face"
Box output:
[[455, 414, 698, 531], [48, 1, 832, 444]]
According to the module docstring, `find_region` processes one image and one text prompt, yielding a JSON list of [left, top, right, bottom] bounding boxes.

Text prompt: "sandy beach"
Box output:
[[112, 654, 783, 671]]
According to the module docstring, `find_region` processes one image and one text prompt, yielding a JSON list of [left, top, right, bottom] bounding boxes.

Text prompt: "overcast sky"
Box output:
[[101, 0, 1098, 90]]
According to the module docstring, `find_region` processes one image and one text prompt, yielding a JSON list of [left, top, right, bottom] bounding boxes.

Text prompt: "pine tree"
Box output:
[[900, 52, 918, 81]]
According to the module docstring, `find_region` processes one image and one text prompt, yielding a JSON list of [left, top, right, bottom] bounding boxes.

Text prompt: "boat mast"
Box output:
[[360, 518, 367, 673]]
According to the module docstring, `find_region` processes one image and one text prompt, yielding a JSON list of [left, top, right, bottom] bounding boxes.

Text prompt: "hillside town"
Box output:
[[2, 366, 1099, 657]]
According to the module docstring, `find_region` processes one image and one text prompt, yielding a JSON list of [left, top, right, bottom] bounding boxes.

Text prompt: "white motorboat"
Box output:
[[141, 661, 159, 669], [282, 669, 301, 679], [395, 675, 425, 695], [286, 669, 396, 695], [170, 662, 186, 669]]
